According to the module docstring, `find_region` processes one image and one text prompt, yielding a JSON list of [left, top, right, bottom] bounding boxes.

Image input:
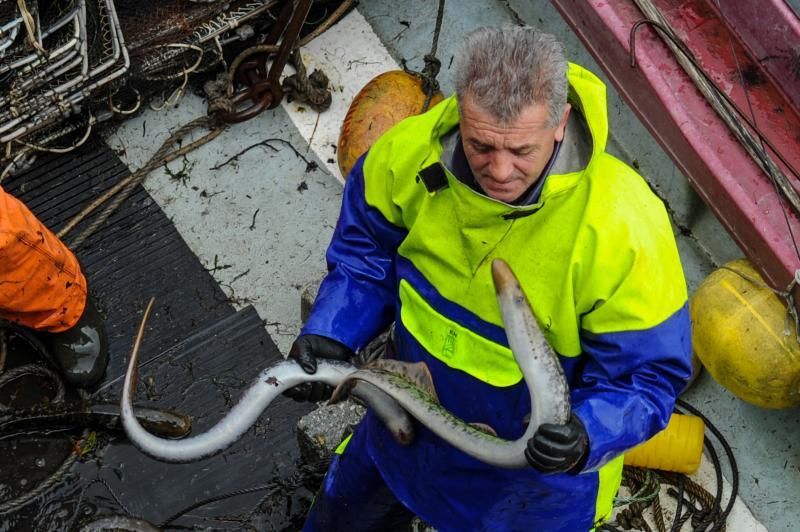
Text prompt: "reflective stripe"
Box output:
[[595, 455, 624, 525], [398, 278, 523, 387], [334, 433, 353, 455]]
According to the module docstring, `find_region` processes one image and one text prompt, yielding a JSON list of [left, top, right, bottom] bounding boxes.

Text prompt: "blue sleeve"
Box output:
[[566, 303, 693, 470], [301, 155, 408, 351]]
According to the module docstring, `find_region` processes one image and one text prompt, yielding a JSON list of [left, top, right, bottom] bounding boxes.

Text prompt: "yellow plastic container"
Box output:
[[623, 413, 704, 474]]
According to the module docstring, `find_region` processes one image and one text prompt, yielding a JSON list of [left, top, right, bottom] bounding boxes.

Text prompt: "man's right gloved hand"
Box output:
[[283, 334, 355, 402]]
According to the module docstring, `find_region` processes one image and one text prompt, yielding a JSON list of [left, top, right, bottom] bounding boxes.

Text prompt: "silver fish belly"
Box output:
[[331, 258, 570, 468], [120, 298, 359, 463]]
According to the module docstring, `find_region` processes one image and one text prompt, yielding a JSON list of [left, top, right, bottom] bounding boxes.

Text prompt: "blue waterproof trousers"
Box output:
[[302, 422, 415, 532]]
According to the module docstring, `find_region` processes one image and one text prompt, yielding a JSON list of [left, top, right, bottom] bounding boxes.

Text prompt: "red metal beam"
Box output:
[[705, 0, 800, 117], [550, 0, 800, 295]]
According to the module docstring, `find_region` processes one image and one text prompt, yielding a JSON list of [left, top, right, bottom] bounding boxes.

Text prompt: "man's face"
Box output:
[[459, 94, 571, 203]]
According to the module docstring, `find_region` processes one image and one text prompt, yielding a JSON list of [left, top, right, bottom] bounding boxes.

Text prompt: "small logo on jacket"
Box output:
[[441, 329, 457, 359]]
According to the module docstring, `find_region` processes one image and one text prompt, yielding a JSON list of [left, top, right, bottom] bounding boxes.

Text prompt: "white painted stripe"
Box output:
[[282, 9, 400, 183]]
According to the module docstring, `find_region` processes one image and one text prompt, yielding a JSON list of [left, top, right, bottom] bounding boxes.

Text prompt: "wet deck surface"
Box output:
[[0, 142, 316, 531], [2, 2, 799, 531]]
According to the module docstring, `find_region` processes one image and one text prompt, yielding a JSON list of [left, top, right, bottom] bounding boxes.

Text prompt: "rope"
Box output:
[[57, 115, 225, 248], [669, 475, 686, 531], [204, 75, 234, 116], [614, 468, 661, 532], [677, 398, 738, 528], [159, 483, 276, 527], [614, 469, 661, 506], [628, 11, 800, 189], [0, 319, 60, 385], [57, 15, 355, 245], [64, 478, 93, 532], [0, 364, 66, 410], [0, 323, 90, 516], [420, 0, 445, 113], [12, 115, 96, 154], [600, 399, 737, 531], [296, 0, 355, 47], [65, 476, 138, 531], [283, 49, 332, 112], [157, 458, 330, 529], [15, 0, 46, 56], [629, 0, 800, 280], [0, 150, 31, 183], [108, 87, 142, 116], [399, 0, 445, 113], [0, 431, 85, 515], [651, 493, 666, 532]]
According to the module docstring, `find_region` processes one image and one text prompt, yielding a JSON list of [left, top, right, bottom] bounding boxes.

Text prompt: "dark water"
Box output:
[[0, 332, 319, 531]]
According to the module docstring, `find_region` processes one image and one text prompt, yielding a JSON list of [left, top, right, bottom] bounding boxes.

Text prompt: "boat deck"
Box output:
[[99, 1, 800, 529], [2, 1, 798, 530]]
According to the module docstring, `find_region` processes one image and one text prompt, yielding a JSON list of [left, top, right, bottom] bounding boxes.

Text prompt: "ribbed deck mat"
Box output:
[[3, 139, 235, 374], [0, 141, 315, 530]]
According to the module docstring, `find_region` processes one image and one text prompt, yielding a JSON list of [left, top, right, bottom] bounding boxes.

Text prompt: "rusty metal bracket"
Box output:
[[219, 0, 313, 124]]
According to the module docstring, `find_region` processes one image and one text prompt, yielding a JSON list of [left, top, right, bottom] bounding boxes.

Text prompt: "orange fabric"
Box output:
[[0, 185, 87, 332]]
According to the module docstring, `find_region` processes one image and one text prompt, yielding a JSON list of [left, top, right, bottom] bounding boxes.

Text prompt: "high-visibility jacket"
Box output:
[[0, 185, 87, 332], [303, 63, 692, 530]]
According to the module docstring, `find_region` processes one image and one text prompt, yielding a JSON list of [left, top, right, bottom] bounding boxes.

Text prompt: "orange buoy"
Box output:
[[337, 70, 444, 178]]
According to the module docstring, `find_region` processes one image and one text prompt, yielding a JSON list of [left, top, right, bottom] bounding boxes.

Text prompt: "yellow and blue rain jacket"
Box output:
[[303, 63, 692, 531]]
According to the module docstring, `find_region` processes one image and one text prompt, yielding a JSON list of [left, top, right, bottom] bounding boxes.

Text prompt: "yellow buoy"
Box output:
[[624, 413, 705, 474], [690, 259, 800, 408], [337, 70, 444, 178]]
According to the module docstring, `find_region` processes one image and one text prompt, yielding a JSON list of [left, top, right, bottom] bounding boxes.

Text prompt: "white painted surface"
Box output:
[[103, 93, 344, 355], [283, 9, 400, 182]]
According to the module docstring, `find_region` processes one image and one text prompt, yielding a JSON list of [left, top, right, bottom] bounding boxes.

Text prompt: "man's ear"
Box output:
[[554, 103, 572, 143]]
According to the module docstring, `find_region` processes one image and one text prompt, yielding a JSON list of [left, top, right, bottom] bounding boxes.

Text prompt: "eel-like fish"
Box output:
[[346, 380, 416, 445], [0, 402, 191, 439], [121, 298, 358, 462], [78, 515, 161, 532], [328, 259, 570, 468], [121, 259, 570, 467]]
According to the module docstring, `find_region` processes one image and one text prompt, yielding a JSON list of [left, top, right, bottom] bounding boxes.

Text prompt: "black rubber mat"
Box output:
[[4, 140, 235, 374], [0, 141, 316, 530]]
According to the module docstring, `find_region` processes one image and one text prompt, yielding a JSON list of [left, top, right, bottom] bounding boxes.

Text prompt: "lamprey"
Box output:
[[0, 402, 190, 439], [78, 515, 161, 532], [121, 298, 358, 462], [121, 259, 570, 467], [345, 380, 416, 445], [330, 259, 571, 468]]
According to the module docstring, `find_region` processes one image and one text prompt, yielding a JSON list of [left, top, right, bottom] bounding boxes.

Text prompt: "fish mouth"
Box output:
[[491, 256, 520, 296]]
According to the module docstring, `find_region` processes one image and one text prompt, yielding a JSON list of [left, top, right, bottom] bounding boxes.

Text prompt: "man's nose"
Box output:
[[489, 151, 515, 182]]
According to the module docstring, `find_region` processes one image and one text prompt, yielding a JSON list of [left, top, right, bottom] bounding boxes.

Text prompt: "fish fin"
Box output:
[[349, 381, 416, 446], [328, 379, 357, 405], [468, 422, 498, 437], [368, 359, 439, 402]]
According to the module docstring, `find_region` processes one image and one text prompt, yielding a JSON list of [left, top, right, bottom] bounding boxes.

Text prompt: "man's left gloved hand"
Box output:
[[525, 413, 588, 474]]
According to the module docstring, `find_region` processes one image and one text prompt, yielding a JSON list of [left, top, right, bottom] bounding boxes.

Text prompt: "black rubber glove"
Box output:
[[283, 334, 355, 402], [525, 413, 589, 474]]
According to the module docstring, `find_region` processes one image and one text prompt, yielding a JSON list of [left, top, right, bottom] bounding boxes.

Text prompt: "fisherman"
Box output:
[[0, 185, 108, 388], [286, 26, 692, 531]]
